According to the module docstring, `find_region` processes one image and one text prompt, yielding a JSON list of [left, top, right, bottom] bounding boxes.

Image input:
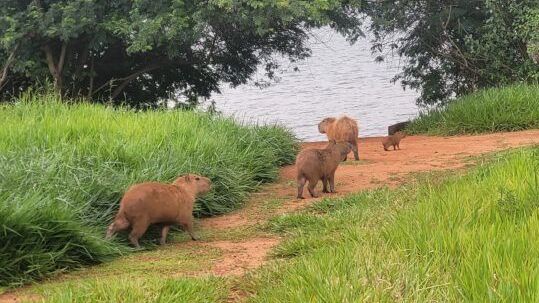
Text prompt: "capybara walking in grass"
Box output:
[[318, 116, 359, 160], [382, 131, 407, 151], [296, 141, 352, 199], [106, 174, 211, 248]]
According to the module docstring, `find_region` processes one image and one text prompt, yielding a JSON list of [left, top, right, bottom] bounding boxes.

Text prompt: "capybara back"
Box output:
[[318, 116, 360, 160], [106, 174, 211, 247]]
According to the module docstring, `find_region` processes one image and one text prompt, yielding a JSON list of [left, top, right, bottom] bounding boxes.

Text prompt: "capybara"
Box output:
[[106, 174, 211, 248], [318, 116, 359, 160], [296, 141, 352, 199], [388, 121, 410, 135], [382, 131, 407, 151]]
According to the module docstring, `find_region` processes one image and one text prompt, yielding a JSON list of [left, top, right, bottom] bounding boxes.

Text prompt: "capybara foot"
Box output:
[[322, 189, 330, 193], [191, 235, 200, 241]]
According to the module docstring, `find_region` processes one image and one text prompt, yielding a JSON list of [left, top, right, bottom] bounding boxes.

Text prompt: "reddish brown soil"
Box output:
[[202, 130, 539, 230], [2, 130, 539, 302]]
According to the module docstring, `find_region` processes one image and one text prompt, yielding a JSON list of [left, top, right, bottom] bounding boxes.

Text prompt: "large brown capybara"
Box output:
[[318, 116, 359, 160], [296, 141, 352, 199], [106, 174, 211, 248], [382, 131, 407, 151]]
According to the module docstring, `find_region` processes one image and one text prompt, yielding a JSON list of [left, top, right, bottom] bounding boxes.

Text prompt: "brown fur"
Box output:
[[105, 174, 211, 248], [382, 131, 407, 151], [318, 116, 360, 160], [296, 141, 352, 199]]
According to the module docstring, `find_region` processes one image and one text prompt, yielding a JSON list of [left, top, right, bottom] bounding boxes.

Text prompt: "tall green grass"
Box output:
[[35, 276, 228, 303], [0, 93, 298, 287], [248, 148, 539, 301], [408, 84, 539, 135]]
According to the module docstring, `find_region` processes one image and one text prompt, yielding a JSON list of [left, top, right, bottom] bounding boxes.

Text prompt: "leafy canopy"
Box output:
[[0, 0, 364, 107], [367, 0, 539, 106]]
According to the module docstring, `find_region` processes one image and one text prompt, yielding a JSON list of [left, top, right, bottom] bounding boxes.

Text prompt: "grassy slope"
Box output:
[[407, 84, 539, 135], [247, 148, 539, 302], [31, 148, 539, 302], [0, 93, 298, 287]]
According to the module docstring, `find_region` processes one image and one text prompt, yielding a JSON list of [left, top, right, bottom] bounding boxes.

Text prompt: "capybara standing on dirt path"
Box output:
[[296, 141, 352, 199], [318, 116, 359, 160], [106, 174, 211, 248], [382, 131, 407, 151]]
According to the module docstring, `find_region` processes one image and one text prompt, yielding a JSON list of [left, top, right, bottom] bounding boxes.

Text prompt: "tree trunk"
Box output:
[[43, 42, 68, 93], [0, 44, 19, 91]]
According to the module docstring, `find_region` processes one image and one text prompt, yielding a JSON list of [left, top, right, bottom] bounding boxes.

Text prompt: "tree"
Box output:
[[0, 0, 365, 107], [367, 0, 539, 106]]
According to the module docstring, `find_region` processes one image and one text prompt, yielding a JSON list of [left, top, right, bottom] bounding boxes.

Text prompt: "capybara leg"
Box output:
[[393, 145, 397, 151], [322, 176, 329, 193], [105, 216, 130, 239], [352, 143, 359, 160], [307, 180, 318, 198], [297, 176, 307, 199], [160, 225, 171, 245], [397, 144, 401, 150], [183, 220, 199, 241], [128, 221, 149, 248], [329, 174, 336, 193]]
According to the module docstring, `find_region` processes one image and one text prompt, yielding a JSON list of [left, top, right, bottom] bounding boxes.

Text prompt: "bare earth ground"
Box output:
[[2, 130, 539, 302]]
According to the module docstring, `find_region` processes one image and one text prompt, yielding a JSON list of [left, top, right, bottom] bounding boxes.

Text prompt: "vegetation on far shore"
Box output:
[[0, 92, 298, 287], [408, 84, 539, 135]]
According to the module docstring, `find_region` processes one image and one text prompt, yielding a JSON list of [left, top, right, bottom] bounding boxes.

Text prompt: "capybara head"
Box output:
[[174, 174, 212, 195], [332, 141, 352, 161], [318, 117, 336, 134]]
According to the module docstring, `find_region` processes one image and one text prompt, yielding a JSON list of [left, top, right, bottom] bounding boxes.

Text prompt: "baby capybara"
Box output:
[[318, 116, 360, 160], [382, 131, 407, 151], [106, 174, 211, 248], [296, 141, 352, 199]]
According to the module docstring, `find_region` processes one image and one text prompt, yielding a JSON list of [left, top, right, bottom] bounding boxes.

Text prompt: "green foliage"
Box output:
[[407, 84, 539, 135], [0, 92, 298, 286], [247, 148, 539, 302], [37, 276, 228, 303], [368, 0, 539, 105], [0, 0, 363, 106]]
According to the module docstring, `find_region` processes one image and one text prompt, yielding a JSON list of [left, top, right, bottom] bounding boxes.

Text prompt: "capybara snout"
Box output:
[[106, 173, 212, 248]]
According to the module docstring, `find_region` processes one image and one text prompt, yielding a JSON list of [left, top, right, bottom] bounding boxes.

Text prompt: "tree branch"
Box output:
[[0, 43, 19, 91], [58, 41, 67, 76], [92, 61, 165, 98], [43, 42, 68, 93], [43, 44, 58, 78], [110, 63, 162, 99]]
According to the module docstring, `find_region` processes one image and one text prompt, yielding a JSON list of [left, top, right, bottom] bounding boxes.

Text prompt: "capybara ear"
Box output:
[[184, 174, 191, 182], [329, 139, 337, 145]]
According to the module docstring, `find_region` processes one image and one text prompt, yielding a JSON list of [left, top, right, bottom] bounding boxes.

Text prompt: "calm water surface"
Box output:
[[210, 29, 419, 141]]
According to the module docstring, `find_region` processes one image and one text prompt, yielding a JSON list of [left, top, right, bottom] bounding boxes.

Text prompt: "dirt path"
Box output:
[[195, 130, 539, 276], [2, 130, 539, 302]]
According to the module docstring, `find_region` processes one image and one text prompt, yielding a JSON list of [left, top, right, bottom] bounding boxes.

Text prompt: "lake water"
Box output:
[[210, 29, 419, 141]]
